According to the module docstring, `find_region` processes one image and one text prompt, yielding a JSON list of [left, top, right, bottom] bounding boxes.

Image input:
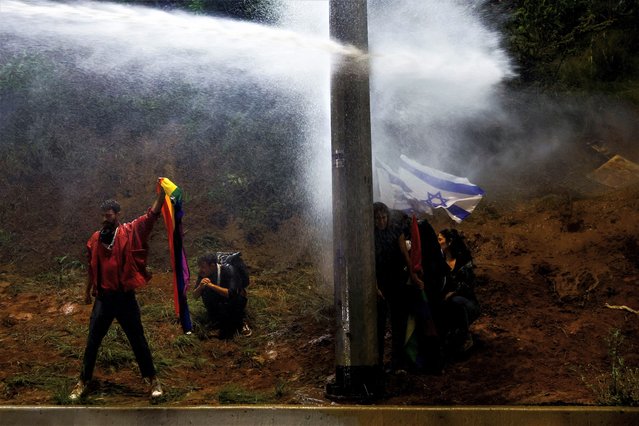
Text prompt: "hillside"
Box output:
[[1, 180, 638, 406]]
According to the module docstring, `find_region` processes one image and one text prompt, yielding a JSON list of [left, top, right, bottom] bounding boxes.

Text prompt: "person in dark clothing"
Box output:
[[438, 229, 480, 354], [374, 202, 421, 372], [70, 181, 165, 402], [193, 253, 249, 339], [401, 218, 448, 373], [419, 219, 448, 307]]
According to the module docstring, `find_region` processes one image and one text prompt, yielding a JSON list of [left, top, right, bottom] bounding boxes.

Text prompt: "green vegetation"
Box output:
[[97, 328, 138, 372], [53, 255, 84, 288], [3, 373, 40, 398], [249, 267, 331, 336], [3, 364, 73, 404], [172, 333, 202, 356], [580, 329, 639, 406], [501, 0, 639, 100]]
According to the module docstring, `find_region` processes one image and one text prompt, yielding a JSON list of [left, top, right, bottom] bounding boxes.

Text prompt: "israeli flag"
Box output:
[[375, 158, 423, 213], [375, 155, 485, 223]]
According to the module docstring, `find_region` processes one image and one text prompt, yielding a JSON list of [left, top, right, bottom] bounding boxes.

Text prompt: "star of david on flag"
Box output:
[[426, 191, 448, 208], [375, 155, 485, 223]]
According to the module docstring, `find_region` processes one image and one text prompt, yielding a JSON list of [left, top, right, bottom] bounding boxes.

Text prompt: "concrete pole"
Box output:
[[325, 0, 383, 401]]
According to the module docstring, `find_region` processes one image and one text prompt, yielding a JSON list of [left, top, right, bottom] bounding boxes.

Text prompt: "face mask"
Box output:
[[99, 226, 116, 245]]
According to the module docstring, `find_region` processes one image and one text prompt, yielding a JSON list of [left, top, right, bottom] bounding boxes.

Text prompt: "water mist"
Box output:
[[0, 0, 513, 276]]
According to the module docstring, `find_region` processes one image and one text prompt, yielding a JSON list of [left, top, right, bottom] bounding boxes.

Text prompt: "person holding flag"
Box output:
[[373, 202, 422, 373], [403, 214, 446, 374], [70, 178, 165, 402]]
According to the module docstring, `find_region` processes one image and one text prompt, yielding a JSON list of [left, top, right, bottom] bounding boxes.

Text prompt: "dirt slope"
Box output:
[[1, 182, 638, 406]]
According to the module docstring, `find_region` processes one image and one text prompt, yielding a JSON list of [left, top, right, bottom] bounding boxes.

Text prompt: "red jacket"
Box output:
[[87, 209, 160, 293]]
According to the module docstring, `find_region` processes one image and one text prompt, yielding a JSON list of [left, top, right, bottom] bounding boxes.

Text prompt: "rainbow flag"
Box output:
[[159, 178, 192, 334]]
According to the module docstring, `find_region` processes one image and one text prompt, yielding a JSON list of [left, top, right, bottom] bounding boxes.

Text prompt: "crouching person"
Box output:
[[194, 253, 250, 339]]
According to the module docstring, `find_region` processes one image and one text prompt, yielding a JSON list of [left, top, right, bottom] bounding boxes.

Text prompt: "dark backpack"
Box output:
[[216, 251, 250, 289]]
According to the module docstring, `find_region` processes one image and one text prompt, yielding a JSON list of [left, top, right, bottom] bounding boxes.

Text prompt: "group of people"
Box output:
[[69, 179, 250, 402], [374, 202, 480, 375], [68, 181, 477, 402]]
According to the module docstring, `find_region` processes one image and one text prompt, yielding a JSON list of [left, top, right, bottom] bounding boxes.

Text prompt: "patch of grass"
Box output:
[[54, 255, 84, 288], [287, 273, 332, 325], [143, 328, 201, 375], [30, 256, 84, 289], [3, 365, 73, 403], [274, 379, 289, 400], [580, 329, 639, 406], [96, 328, 137, 371], [217, 384, 271, 404], [3, 373, 39, 398], [188, 301, 213, 339], [132, 330, 174, 373], [148, 350, 175, 373], [141, 301, 175, 324], [51, 336, 83, 359], [51, 382, 73, 405], [237, 267, 331, 342], [171, 333, 201, 356], [248, 288, 286, 335], [48, 320, 86, 359], [191, 356, 209, 370]]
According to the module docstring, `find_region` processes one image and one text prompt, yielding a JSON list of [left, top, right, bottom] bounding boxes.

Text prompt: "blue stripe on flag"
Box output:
[[446, 204, 471, 221], [401, 158, 485, 196]]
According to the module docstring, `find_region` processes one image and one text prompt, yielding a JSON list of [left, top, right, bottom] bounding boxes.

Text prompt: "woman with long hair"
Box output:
[[438, 229, 480, 354]]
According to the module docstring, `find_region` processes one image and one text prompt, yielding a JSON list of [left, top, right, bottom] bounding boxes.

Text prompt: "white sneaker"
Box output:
[[241, 323, 252, 337], [150, 377, 163, 399], [69, 380, 87, 401]]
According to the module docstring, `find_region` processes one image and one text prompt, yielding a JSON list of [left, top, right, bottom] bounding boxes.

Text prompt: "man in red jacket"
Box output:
[[70, 179, 165, 402]]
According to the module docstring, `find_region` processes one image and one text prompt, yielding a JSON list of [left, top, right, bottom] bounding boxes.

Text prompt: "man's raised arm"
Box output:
[[152, 177, 166, 215]]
